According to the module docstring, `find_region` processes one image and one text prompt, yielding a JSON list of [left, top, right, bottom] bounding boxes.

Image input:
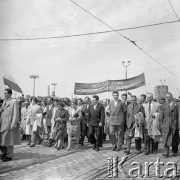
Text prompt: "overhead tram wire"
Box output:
[[70, 0, 180, 80], [168, 0, 180, 21], [0, 20, 179, 41], [7, 34, 180, 47]]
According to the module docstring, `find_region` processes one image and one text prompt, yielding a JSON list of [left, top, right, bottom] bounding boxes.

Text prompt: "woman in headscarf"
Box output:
[[66, 99, 82, 150]]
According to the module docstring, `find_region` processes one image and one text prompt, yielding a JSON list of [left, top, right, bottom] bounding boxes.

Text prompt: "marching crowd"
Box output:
[[0, 88, 179, 162]]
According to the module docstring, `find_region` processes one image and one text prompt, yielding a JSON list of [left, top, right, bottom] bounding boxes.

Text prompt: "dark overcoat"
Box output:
[[160, 101, 179, 147]]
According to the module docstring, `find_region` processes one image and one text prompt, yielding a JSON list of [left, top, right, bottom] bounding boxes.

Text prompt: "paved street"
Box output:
[[0, 139, 180, 180]]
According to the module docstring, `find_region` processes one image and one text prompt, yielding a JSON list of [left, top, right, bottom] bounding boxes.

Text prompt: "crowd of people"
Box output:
[[0, 88, 179, 162]]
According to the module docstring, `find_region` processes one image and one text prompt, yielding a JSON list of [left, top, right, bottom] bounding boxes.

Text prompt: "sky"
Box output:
[[0, 0, 180, 100]]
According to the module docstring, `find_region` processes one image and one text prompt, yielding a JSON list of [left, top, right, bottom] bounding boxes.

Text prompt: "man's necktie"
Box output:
[[148, 103, 151, 114]]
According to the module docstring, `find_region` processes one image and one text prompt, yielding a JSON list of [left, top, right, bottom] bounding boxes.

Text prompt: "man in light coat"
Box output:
[[27, 97, 42, 147], [0, 88, 21, 162], [124, 95, 145, 154], [143, 93, 160, 155], [109, 91, 125, 151]]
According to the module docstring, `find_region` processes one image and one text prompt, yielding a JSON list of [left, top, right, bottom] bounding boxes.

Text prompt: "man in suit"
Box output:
[[121, 93, 131, 145], [0, 88, 21, 162], [160, 92, 179, 158], [124, 95, 145, 154], [109, 91, 125, 151], [79, 97, 90, 145], [143, 93, 160, 155], [87, 95, 105, 151]]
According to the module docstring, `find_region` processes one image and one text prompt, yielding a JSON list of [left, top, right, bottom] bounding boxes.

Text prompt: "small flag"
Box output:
[[3, 74, 23, 93]]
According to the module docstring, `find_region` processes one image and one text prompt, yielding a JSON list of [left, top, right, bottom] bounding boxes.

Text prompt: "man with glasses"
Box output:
[[0, 89, 21, 162], [160, 92, 179, 158]]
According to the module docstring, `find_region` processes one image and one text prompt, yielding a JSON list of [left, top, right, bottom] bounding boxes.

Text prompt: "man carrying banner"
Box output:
[[109, 91, 125, 151]]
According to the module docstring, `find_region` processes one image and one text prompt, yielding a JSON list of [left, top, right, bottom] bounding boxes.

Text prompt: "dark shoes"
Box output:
[[116, 146, 121, 152], [144, 151, 150, 155], [2, 157, 12, 162], [153, 150, 158, 154], [48, 143, 53, 147], [38, 139, 43, 145], [162, 153, 169, 158], [124, 150, 130, 155], [29, 144, 35, 147], [79, 141, 84, 145], [95, 147, 100, 152], [1, 153, 6, 160], [112, 145, 117, 151], [93, 145, 96, 150], [172, 153, 177, 157]]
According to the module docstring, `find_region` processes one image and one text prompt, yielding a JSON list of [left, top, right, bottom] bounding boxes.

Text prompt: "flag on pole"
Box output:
[[3, 73, 23, 93]]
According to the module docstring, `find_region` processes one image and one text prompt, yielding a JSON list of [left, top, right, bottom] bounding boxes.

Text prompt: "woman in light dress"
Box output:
[[25, 102, 33, 145], [20, 101, 30, 140], [66, 100, 82, 150]]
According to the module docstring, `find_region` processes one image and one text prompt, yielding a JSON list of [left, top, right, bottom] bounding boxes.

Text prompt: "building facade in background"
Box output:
[[154, 85, 168, 100]]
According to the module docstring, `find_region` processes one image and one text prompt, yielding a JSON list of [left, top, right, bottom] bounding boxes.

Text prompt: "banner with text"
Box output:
[[74, 73, 145, 95]]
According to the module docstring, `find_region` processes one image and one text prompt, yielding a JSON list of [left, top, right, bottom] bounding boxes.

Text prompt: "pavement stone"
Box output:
[[0, 139, 180, 180]]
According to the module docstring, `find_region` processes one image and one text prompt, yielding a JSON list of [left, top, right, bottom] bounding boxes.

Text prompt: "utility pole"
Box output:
[[30, 75, 39, 96], [52, 83, 57, 97], [122, 60, 131, 94], [48, 85, 50, 96]]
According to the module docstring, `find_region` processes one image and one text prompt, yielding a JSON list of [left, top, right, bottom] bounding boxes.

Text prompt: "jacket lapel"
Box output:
[[3, 98, 12, 109], [112, 100, 121, 113], [150, 102, 156, 115], [132, 103, 139, 114], [170, 101, 176, 111]]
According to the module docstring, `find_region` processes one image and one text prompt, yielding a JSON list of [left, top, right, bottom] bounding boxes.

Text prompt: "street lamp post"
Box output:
[[30, 75, 39, 96], [52, 83, 57, 97], [122, 60, 131, 94]]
